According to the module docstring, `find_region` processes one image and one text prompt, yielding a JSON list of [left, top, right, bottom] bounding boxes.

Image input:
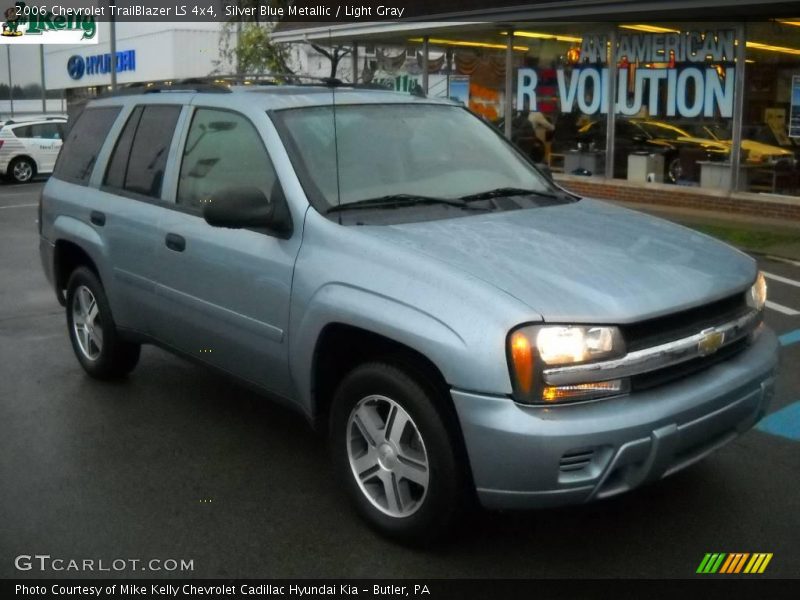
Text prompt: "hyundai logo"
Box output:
[[67, 55, 85, 80]]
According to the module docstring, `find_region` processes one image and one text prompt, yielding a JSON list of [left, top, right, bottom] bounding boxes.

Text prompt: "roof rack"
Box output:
[[172, 73, 399, 91], [143, 82, 231, 94], [86, 74, 412, 99]]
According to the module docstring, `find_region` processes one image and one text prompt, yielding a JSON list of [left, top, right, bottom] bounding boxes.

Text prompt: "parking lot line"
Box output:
[[757, 402, 800, 441], [764, 271, 800, 289], [779, 329, 800, 347], [765, 300, 800, 316], [765, 256, 800, 268], [0, 203, 37, 210]]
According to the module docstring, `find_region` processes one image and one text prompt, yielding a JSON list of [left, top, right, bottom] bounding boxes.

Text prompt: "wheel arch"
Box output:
[[311, 323, 453, 428], [53, 238, 103, 306], [7, 154, 38, 179], [312, 322, 477, 498]]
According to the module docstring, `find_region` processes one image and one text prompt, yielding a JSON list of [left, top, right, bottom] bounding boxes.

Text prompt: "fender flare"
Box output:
[[290, 282, 468, 417]]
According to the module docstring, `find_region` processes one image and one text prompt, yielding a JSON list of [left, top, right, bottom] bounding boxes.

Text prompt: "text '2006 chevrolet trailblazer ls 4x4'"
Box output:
[[39, 83, 778, 542]]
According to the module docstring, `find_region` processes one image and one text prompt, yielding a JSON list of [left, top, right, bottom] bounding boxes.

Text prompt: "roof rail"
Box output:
[[143, 82, 232, 94]]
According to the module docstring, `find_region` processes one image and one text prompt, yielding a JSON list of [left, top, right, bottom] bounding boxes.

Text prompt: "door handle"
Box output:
[[165, 233, 186, 252], [90, 210, 105, 226]]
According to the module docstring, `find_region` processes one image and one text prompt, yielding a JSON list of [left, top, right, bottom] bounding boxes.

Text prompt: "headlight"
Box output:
[[747, 272, 767, 312], [507, 325, 627, 405]]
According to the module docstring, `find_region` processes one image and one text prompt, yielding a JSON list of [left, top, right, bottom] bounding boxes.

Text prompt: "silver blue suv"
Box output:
[[39, 84, 779, 542]]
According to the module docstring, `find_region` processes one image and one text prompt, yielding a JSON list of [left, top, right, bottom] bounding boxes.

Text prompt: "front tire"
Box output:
[[8, 157, 35, 183], [330, 362, 467, 544], [65, 267, 140, 379]]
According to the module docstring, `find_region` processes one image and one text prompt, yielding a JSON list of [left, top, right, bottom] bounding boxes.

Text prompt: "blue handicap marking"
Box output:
[[758, 401, 800, 441], [779, 329, 800, 347]]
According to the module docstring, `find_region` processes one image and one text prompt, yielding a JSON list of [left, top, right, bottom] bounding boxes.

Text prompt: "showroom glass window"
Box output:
[[610, 24, 736, 189], [513, 23, 607, 175], [741, 20, 800, 197]]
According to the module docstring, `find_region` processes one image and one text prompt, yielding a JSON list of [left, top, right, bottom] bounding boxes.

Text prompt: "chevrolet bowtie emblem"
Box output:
[[698, 328, 725, 356]]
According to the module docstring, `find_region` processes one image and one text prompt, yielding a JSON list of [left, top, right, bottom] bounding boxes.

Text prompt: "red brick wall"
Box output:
[[554, 176, 800, 221]]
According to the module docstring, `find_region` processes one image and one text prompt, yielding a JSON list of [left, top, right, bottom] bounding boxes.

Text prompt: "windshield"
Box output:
[[271, 103, 566, 221]]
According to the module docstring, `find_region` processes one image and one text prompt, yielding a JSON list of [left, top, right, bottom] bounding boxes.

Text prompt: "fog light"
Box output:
[[542, 379, 629, 403]]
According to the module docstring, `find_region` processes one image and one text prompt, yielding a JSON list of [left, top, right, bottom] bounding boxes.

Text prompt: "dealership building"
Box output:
[[273, 0, 800, 219], [41, 22, 232, 109]]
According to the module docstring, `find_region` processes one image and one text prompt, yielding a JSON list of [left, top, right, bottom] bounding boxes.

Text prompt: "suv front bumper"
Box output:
[[452, 327, 779, 509]]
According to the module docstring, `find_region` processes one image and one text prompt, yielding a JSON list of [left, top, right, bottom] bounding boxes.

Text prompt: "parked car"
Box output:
[[576, 118, 729, 182], [39, 85, 778, 543], [0, 117, 67, 183], [696, 123, 796, 166]]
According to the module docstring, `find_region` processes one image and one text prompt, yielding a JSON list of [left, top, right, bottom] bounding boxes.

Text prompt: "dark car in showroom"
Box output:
[[574, 118, 730, 183]]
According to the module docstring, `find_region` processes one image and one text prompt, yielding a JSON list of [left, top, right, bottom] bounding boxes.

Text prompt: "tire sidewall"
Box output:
[[330, 362, 463, 543], [65, 267, 121, 377]]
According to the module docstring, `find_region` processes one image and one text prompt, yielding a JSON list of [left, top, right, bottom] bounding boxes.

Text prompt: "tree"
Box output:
[[217, 0, 295, 78], [309, 43, 352, 80], [218, 0, 353, 81], [22, 83, 42, 99]]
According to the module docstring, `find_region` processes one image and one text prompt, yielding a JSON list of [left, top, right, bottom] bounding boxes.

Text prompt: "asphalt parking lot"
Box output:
[[1, 181, 798, 579]]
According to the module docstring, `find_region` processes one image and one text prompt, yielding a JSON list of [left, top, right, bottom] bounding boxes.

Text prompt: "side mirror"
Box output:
[[631, 134, 648, 145], [203, 186, 275, 229]]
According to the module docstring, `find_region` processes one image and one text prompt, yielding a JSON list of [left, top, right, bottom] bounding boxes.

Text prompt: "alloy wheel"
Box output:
[[12, 160, 33, 182], [346, 394, 430, 518], [668, 158, 682, 183], [72, 285, 103, 361]]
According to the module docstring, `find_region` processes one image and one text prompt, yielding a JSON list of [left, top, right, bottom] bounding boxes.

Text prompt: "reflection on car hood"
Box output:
[[741, 140, 794, 159], [685, 136, 793, 159], [360, 199, 757, 323], [676, 136, 730, 152]]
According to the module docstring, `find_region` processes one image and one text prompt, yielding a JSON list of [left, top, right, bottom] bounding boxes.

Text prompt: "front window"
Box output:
[[271, 103, 569, 223]]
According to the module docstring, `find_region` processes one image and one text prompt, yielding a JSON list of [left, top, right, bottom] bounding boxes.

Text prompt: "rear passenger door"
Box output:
[[95, 103, 184, 334], [151, 107, 301, 399]]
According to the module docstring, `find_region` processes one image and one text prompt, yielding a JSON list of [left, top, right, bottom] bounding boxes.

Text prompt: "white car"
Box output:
[[0, 117, 67, 183]]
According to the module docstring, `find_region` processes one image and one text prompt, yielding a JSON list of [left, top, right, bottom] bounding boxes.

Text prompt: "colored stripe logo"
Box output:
[[697, 553, 773, 574]]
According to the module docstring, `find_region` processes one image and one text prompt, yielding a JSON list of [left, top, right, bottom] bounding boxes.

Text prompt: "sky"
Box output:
[[3, 46, 42, 87]]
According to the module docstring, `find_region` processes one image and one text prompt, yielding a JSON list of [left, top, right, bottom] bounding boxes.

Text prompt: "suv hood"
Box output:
[[359, 199, 756, 323]]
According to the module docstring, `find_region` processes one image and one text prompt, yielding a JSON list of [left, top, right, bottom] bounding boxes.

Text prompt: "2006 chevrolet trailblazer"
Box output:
[[39, 83, 778, 542]]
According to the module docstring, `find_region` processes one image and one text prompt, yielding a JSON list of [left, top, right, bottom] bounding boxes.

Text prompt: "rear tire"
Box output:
[[65, 267, 140, 380], [330, 361, 467, 544], [8, 157, 35, 183]]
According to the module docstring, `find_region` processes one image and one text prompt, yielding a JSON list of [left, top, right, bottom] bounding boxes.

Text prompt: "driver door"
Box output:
[[151, 108, 301, 399]]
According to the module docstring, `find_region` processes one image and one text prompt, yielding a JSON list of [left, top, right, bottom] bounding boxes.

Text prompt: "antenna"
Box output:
[[329, 28, 343, 224]]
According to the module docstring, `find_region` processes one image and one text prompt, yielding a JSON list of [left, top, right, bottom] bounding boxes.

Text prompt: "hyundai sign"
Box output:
[[67, 49, 136, 80]]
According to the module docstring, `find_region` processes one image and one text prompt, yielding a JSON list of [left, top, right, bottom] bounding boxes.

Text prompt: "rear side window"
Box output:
[[53, 107, 121, 185], [103, 105, 180, 198], [29, 123, 63, 139], [12, 125, 32, 138]]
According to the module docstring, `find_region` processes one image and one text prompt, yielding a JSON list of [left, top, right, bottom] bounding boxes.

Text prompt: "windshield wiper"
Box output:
[[459, 187, 566, 202], [327, 194, 486, 214]]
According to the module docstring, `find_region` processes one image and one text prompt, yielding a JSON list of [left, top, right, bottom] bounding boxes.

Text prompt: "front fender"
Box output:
[[290, 283, 471, 417]]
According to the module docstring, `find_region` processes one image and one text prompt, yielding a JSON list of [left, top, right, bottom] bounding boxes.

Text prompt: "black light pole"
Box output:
[[39, 44, 46, 113], [109, 3, 117, 91], [6, 45, 14, 118]]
